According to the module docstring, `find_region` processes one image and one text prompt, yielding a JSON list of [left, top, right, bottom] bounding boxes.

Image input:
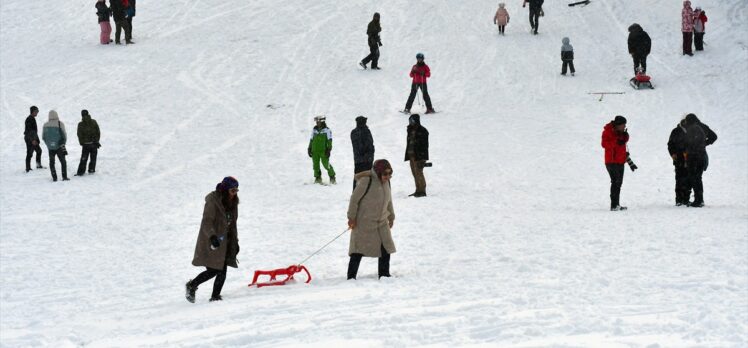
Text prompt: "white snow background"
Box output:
[[1, 0, 747, 347]]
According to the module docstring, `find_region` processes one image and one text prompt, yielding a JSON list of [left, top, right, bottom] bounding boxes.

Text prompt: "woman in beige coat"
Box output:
[[347, 159, 396, 279], [494, 3, 510, 35], [185, 176, 240, 303]]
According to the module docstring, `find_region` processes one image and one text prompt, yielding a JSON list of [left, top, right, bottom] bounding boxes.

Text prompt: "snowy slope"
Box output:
[[1, 0, 747, 346]]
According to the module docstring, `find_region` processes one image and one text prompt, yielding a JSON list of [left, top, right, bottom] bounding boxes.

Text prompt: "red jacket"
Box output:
[[410, 63, 431, 84], [601, 122, 629, 164]]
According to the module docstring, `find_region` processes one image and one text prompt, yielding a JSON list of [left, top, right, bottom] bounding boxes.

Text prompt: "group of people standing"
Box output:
[[23, 106, 101, 181], [682, 1, 708, 56], [95, 0, 136, 45], [601, 114, 717, 211]]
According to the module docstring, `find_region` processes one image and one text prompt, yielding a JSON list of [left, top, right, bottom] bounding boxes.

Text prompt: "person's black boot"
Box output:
[[185, 280, 196, 303], [209, 295, 223, 302]]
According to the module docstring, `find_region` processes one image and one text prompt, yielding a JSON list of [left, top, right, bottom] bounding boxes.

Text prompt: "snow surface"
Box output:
[[1, 0, 747, 346]]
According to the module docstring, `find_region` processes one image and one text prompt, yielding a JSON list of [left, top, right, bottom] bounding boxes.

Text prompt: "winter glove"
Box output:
[[96, 142, 101, 148], [325, 148, 331, 157], [629, 163, 638, 171], [209, 235, 221, 250], [378, 40, 383, 47], [307, 146, 312, 158]]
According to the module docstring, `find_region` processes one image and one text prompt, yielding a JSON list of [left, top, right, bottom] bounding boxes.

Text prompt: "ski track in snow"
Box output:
[[1, 0, 747, 347]]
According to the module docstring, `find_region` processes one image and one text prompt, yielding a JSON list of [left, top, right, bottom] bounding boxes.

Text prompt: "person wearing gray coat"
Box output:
[[347, 159, 396, 280], [185, 177, 240, 303], [561, 37, 575, 76]]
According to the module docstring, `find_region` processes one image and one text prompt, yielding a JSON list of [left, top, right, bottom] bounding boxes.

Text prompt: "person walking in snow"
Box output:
[[522, 0, 544, 35], [351, 115, 375, 190], [493, 3, 510, 35], [405, 114, 429, 197], [110, 0, 132, 44], [693, 7, 708, 51], [347, 159, 396, 280], [95, 0, 112, 45], [627, 23, 651, 75], [561, 37, 575, 76], [682, 113, 717, 207], [24, 106, 44, 173], [601, 116, 634, 211], [41, 110, 69, 182], [667, 117, 691, 206], [682, 0, 695, 56], [186, 177, 241, 303], [359, 12, 382, 70], [75, 110, 101, 176], [403, 53, 435, 114], [308, 116, 336, 185]]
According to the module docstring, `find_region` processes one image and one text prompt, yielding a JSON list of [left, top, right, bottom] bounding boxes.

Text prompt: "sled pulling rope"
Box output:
[[587, 92, 625, 101], [248, 228, 350, 288]]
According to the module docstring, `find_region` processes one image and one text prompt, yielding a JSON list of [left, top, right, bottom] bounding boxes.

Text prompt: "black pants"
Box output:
[[49, 148, 68, 181], [694, 32, 705, 51], [405, 83, 433, 111], [347, 245, 390, 279], [562, 60, 575, 74], [605, 164, 624, 208], [632, 55, 647, 74], [529, 9, 540, 32], [498, 25, 505, 34], [76, 144, 98, 175], [687, 159, 706, 204], [674, 165, 691, 204], [115, 19, 132, 43], [353, 162, 373, 190], [683, 32, 693, 55], [192, 264, 227, 298], [25, 139, 42, 170], [361, 40, 380, 69]]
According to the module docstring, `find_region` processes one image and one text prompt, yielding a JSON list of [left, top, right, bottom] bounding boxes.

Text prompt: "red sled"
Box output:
[[248, 264, 312, 288]]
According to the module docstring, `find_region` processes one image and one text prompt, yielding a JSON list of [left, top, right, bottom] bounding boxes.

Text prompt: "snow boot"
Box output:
[[330, 176, 336, 185], [36, 162, 44, 169], [314, 176, 323, 184], [209, 295, 223, 302], [371, 66, 381, 70], [414, 192, 427, 198], [185, 280, 196, 303], [359, 62, 367, 70], [402, 109, 411, 114], [425, 108, 436, 114], [610, 205, 628, 211]]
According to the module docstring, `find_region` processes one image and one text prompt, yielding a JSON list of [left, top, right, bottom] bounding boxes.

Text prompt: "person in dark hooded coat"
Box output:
[[682, 113, 717, 207], [404, 114, 429, 197], [359, 13, 382, 70], [667, 117, 690, 206], [186, 177, 241, 303], [350, 115, 375, 190], [627, 23, 651, 75], [75, 110, 101, 176]]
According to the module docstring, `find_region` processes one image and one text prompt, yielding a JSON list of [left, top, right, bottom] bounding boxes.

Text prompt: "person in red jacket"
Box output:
[[601, 115, 631, 211], [403, 53, 435, 114]]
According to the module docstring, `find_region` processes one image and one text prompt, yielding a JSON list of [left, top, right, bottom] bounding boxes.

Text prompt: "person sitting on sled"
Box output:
[[630, 67, 653, 89]]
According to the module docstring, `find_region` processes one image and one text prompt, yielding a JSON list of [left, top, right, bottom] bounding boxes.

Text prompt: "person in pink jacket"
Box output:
[[682, 0, 694, 56], [494, 3, 510, 35], [403, 53, 435, 114]]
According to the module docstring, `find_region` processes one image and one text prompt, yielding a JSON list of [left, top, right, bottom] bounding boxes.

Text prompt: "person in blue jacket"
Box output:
[[42, 110, 69, 181]]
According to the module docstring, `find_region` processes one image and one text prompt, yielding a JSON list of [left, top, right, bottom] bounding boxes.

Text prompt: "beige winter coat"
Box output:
[[347, 170, 396, 257], [192, 191, 240, 270], [494, 4, 510, 26]]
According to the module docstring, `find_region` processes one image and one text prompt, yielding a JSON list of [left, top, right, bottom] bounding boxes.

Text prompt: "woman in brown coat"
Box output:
[[347, 159, 396, 280], [185, 176, 240, 302]]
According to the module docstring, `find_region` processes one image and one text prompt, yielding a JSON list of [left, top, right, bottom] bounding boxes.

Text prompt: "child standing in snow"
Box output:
[[561, 37, 575, 76], [494, 3, 510, 35], [95, 0, 112, 45], [693, 7, 708, 51]]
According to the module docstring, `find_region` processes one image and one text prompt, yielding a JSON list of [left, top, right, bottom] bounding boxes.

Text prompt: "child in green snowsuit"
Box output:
[[308, 116, 336, 184]]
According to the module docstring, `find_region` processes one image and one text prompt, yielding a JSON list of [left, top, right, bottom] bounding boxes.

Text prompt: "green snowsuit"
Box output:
[[309, 125, 335, 179]]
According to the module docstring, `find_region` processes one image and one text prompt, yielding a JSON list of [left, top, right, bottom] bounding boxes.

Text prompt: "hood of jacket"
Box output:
[[408, 114, 421, 127], [82, 114, 92, 123], [355, 116, 367, 127], [499, 3, 505, 8], [684, 113, 700, 126], [628, 23, 642, 33], [683, 0, 691, 8], [562, 37, 573, 51], [48, 110, 59, 121]]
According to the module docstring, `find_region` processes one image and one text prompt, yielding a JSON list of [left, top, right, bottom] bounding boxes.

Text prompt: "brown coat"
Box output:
[[347, 170, 396, 257], [192, 191, 240, 270]]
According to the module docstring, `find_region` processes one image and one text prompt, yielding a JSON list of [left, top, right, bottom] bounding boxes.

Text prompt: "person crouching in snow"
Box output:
[[347, 159, 396, 280], [186, 177, 241, 303], [494, 3, 510, 35], [95, 0, 112, 44], [561, 37, 575, 76], [308, 116, 336, 185]]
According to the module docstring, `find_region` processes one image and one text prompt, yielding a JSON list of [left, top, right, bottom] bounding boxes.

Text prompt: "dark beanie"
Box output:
[[372, 159, 392, 179], [81, 109, 89, 117], [684, 113, 700, 125], [612, 115, 627, 125], [30, 105, 38, 113], [355, 115, 367, 126], [216, 176, 239, 191]]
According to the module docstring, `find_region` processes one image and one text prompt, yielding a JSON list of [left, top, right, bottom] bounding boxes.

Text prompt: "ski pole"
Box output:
[[416, 86, 421, 107], [297, 228, 350, 265]]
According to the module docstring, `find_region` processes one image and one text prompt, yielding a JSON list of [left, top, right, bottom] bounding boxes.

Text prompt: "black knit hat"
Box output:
[[612, 115, 627, 125], [81, 109, 89, 117]]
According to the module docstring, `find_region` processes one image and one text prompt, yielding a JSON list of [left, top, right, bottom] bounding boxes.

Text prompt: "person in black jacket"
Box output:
[[359, 13, 382, 70], [404, 114, 429, 197], [627, 23, 651, 75], [522, 0, 544, 35], [683, 113, 717, 207], [350, 116, 375, 190], [667, 117, 690, 206], [24, 106, 43, 172], [111, 0, 132, 45]]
